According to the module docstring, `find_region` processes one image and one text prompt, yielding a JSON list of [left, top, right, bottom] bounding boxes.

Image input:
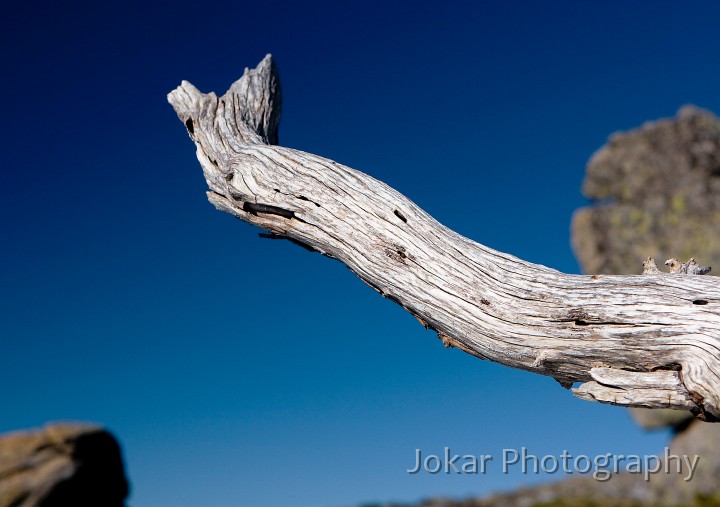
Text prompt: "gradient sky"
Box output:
[[3, 2, 720, 506]]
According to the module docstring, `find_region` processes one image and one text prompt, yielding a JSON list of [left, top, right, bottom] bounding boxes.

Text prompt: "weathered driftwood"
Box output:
[[168, 55, 720, 421]]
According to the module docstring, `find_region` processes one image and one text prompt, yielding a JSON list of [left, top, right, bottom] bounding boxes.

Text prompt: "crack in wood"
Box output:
[[296, 195, 321, 207], [573, 319, 634, 327], [242, 201, 302, 221], [228, 188, 250, 202]]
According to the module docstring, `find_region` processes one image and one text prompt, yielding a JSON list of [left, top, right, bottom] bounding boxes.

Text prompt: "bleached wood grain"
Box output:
[[168, 55, 720, 421]]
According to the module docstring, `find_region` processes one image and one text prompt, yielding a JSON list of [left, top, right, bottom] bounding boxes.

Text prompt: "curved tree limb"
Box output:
[[168, 55, 720, 421]]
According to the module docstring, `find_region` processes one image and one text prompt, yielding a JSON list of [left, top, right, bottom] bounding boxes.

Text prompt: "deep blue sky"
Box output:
[[3, 2, 720, 506]]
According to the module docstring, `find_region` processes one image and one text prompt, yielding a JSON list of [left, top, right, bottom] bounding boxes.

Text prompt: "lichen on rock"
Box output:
[[572, 106, 720, 276]]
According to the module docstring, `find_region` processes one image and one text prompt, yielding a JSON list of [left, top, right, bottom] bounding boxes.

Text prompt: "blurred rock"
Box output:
[[652, 420, 720, 504], [572, 105, 720, 276], [0, 423, 129, 507], [629, 407, 694, 431]]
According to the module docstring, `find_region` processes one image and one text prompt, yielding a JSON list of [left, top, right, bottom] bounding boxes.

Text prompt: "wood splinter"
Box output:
[[642, 256, 712, 275]]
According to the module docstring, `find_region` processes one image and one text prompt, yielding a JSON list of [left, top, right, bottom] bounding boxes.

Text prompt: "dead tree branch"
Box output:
[[168, 55, 720, 421]]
